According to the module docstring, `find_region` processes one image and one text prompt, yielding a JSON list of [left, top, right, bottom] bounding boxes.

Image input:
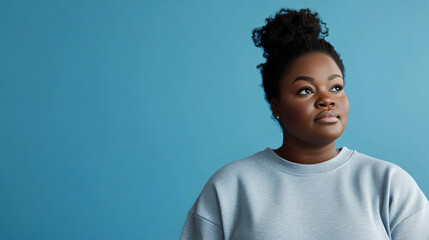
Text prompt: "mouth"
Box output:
[[314, 110, 339, 121], [314, 116, 339, 123]]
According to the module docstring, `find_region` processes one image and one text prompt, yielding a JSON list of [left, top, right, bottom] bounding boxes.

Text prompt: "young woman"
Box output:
[[180, 8, 429, 240]]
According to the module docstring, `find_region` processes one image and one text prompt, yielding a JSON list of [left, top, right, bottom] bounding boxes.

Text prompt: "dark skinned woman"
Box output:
[[180, 8, 429, 240]]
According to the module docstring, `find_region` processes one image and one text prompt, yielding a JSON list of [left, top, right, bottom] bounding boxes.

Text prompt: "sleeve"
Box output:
[[179, 212, 224, 240], [388, 165, 429, 239], [179, 178, 225, 240], [390, 203, 429, 240]]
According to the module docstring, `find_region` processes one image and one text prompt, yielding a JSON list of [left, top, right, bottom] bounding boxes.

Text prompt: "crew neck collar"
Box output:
[[262, 146, 355, 176]]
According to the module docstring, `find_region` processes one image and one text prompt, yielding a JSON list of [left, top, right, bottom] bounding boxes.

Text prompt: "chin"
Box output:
[[311, 126, 346, 143], [307, 134, 342, 146]]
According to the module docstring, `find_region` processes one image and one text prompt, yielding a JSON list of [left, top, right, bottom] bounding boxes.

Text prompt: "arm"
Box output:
[[390, 202, 429, 240], [180, 212, 224, 240]]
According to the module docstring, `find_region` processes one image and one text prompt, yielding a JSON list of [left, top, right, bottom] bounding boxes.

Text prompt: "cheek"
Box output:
[[281, 101, 312, 124], [339, 96, 349, 121]]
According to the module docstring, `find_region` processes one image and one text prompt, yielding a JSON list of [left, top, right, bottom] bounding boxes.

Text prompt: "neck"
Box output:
[[274, 135, 340, 165]]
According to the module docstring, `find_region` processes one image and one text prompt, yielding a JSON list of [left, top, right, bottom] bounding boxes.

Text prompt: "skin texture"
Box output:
[[269, 52, 349, 164]]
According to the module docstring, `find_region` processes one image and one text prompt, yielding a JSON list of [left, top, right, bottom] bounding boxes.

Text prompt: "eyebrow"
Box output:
[[291, 74, 343, 87]]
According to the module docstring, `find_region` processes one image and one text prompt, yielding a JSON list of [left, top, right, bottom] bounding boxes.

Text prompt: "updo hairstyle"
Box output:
[[251, 8, 345, 121]]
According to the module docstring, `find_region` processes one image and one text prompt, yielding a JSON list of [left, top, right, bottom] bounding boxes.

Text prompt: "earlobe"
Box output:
[[270, 98, 280, 119]]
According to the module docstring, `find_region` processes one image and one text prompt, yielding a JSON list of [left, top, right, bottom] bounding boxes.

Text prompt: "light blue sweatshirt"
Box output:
[[180, 146, 429, 240]]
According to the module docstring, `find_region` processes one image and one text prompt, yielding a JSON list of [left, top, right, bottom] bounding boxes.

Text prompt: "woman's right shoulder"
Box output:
[[205, 148, 270, 186]]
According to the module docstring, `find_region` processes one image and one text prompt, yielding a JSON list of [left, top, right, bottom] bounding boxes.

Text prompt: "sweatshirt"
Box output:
[[180, 146, 429, 240]]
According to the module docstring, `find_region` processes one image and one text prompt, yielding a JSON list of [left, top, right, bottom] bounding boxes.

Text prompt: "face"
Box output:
[[270, 52, 349, 146]]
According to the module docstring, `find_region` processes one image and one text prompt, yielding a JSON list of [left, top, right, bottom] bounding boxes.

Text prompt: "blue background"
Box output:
[[1, 0, 428, 239]]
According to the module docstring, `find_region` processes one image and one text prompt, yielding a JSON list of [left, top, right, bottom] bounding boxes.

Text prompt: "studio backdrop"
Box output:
[[1, 0, 428, 239]]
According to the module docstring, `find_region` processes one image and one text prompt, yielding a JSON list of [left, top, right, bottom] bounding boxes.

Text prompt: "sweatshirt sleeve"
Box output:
[[180, 177, 225, 240], [388, 165, 429, 239], [179, 212, 224, 240], [390, 203, 429, 240]]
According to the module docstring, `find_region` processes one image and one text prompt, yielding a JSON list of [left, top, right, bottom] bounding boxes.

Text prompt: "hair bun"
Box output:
[[252, 8, 329, 59]]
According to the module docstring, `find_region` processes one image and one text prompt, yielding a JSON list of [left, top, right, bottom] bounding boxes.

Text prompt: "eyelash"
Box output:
[[298, 85, 344, 95]]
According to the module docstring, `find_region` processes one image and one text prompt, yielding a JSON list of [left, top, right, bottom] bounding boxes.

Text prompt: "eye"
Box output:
[[298, 87, 313, 95], [331, 84, 344, 92]]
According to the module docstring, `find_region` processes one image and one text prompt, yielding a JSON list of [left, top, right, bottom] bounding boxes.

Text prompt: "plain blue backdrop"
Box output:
[[1, 0, 428, 239]]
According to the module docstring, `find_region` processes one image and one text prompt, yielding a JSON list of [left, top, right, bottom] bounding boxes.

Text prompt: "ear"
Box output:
[[269, 98, 279, 116]]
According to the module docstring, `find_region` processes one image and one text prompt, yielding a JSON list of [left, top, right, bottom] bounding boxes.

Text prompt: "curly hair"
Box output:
[[252, 8, 345, 107]]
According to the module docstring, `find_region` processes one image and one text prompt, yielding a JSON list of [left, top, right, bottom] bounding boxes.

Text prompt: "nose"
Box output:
[[316, 93, 335, 108]]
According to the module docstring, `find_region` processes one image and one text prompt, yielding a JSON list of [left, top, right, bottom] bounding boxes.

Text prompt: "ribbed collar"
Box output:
[[261, 146, 355, 176]]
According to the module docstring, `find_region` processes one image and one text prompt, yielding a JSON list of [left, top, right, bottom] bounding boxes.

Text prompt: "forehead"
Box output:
[[282, 52, 342, 85]]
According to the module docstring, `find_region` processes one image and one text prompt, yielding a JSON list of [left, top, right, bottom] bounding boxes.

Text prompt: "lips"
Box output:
[[314, 110, 339, 121]]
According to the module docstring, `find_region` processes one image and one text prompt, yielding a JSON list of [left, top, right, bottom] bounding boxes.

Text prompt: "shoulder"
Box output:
[[188, 148, 269, 220], [206, 148, 270, 187], [352, 150, 398, 169], [351, 150, 425, 193], [351, 149, 428, 230], [350, 150, 418, 181]]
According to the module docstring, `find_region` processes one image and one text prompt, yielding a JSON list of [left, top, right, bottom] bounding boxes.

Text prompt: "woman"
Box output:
[[180, 8, 429, 240]]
